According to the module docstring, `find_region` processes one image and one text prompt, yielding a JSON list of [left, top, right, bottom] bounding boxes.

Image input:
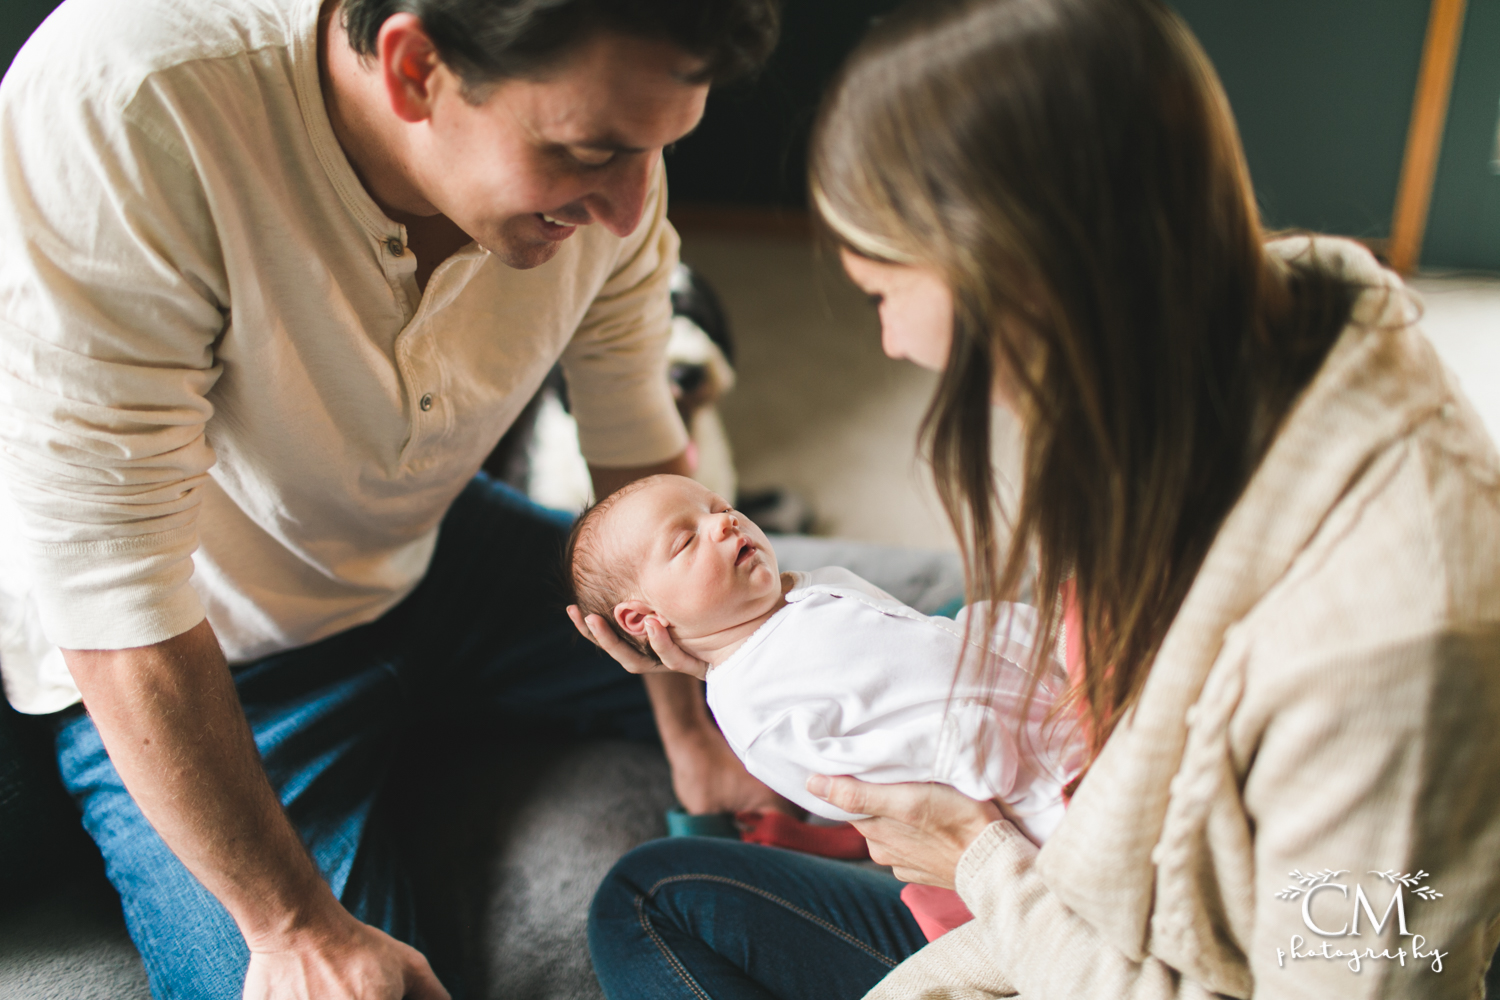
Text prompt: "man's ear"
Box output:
[[613, 600, 664, 640], [376, 13, 443, 123]]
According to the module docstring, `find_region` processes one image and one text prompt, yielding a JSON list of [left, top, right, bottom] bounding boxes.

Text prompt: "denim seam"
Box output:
[[635, 892, 714, 1000], [645, 873, 903, 969]]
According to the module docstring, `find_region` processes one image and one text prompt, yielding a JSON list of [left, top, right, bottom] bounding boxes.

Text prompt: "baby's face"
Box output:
[[609, 476, 781, 641]]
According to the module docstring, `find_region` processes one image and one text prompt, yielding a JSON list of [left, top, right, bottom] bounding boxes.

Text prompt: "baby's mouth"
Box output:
[[734, 541, 756, 566]]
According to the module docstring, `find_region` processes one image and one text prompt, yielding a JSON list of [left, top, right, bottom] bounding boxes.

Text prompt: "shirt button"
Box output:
[[419, 393, 434, 412], [386, 237, 405, 257]]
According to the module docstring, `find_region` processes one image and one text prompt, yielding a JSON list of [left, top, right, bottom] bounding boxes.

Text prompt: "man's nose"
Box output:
[[584, 154, 656, 238]]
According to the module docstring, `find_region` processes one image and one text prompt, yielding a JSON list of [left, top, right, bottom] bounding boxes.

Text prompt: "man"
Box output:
[[0, 0, 779, 996]]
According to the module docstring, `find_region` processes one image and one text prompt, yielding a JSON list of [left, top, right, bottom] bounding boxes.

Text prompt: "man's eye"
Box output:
[[569, 147, 615, 168]]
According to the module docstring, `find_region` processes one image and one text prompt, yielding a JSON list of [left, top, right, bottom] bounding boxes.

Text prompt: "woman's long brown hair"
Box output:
[[809, 0, 1357, 768]]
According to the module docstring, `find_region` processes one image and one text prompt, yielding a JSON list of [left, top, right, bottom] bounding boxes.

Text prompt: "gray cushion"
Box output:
[[768, 535, 964, 614], [0, 874, 150, 1000]]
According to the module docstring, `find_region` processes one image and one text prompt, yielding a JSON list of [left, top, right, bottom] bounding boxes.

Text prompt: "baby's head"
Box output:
[[567, 474, 782, 660]]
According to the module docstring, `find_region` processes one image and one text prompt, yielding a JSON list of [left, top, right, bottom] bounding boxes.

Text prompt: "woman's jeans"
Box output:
[[590, 837, 928, 1000], [52, 474, 655, 1000]]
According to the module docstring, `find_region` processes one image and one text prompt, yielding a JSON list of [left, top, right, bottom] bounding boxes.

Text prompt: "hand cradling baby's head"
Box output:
[[565, 474, 782, 662], [567, 475, 665, 660]]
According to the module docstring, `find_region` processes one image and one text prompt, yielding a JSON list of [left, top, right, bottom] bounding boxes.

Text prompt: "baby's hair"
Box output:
[[565, 475, 668, 662]]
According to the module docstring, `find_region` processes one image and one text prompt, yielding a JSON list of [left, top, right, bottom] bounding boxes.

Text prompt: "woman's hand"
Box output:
[[808, 775, 1003, 888], [567, 605, 710, 681]]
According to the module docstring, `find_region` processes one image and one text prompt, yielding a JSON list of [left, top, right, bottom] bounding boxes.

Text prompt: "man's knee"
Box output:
[[110, 833, 250, 1000]]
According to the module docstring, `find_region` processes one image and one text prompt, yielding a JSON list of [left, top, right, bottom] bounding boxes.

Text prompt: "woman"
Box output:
[[577, 0, 1500, 996]]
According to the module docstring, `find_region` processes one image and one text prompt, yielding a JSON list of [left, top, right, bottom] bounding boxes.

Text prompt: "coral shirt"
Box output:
[[902, 584, 1088, 941]]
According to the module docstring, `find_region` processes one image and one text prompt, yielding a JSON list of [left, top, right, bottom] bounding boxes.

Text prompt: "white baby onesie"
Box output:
[[705, 567, 1084, 844]]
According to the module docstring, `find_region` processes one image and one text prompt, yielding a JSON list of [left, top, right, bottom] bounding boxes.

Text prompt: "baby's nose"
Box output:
[[714, 512, 739, 537]]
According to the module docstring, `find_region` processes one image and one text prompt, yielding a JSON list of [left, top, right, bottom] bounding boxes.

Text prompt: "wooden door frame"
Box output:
[[1389, 0, 1469, 273]]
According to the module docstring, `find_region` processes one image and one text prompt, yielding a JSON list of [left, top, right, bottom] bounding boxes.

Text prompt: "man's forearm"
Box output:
[[588, 451, 691, 503], [642, 670, 791, 815], [63, 620, 342, 947], [642, 670, 715, 748]]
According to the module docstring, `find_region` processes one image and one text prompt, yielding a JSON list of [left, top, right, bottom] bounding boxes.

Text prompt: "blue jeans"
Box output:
[[53, 475, 654, 1000], [589, 837, 927, 1000]]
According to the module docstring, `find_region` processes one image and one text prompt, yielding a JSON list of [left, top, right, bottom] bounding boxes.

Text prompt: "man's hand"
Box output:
[[244, 907, 448, 1000], [567, 605, 709, 680], [807, 776, 1002, 887], [63, 620, 448, 1000]]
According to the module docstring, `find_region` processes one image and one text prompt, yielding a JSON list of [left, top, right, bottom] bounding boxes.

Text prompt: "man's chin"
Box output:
[[484, 237, 563, 271], [477, 215, 581, 270]]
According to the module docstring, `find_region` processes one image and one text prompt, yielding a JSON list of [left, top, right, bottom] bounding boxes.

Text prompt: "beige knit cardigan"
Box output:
[[870, 239, 1500, 1000]]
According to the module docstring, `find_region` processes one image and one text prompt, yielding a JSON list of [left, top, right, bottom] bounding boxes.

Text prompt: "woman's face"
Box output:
[[840, 249, 954, 372]]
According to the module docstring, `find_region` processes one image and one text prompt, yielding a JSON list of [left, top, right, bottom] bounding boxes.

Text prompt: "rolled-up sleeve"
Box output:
[[0, 77, 225, 650], [560, 164, 689, 469]]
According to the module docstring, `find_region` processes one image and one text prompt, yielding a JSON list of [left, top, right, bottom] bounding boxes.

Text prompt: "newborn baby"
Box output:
[[567, 474, 1083, 843]]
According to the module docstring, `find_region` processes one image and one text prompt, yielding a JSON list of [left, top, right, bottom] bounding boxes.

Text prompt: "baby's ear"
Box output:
[[613, 600, 661, 639]]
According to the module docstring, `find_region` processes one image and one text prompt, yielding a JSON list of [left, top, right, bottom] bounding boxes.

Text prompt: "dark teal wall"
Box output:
[[678, 1, 1442, 249], [666, 0, 902, 206], [692, 0, 1499, 270], [676, 0, 1457, 259], [1, 0, 57, 77], [1180, 0, 1500, 272], [1172, 0, 1427, 241], [1424, 0, 1500, 270]]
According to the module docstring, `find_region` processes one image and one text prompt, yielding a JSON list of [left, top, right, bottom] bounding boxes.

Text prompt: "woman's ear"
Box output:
[[613, 600, 663, 639]]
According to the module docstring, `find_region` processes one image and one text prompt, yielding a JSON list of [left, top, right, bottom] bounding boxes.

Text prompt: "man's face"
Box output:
[[411, 34, 709, 269], [611, 476, 782, 642]]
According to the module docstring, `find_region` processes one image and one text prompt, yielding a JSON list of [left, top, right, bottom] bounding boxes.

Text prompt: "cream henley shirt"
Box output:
[[0, 0, 689, 713]]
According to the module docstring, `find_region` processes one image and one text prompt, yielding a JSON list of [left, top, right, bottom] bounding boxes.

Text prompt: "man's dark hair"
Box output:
[[341, 0, 780, 92]]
